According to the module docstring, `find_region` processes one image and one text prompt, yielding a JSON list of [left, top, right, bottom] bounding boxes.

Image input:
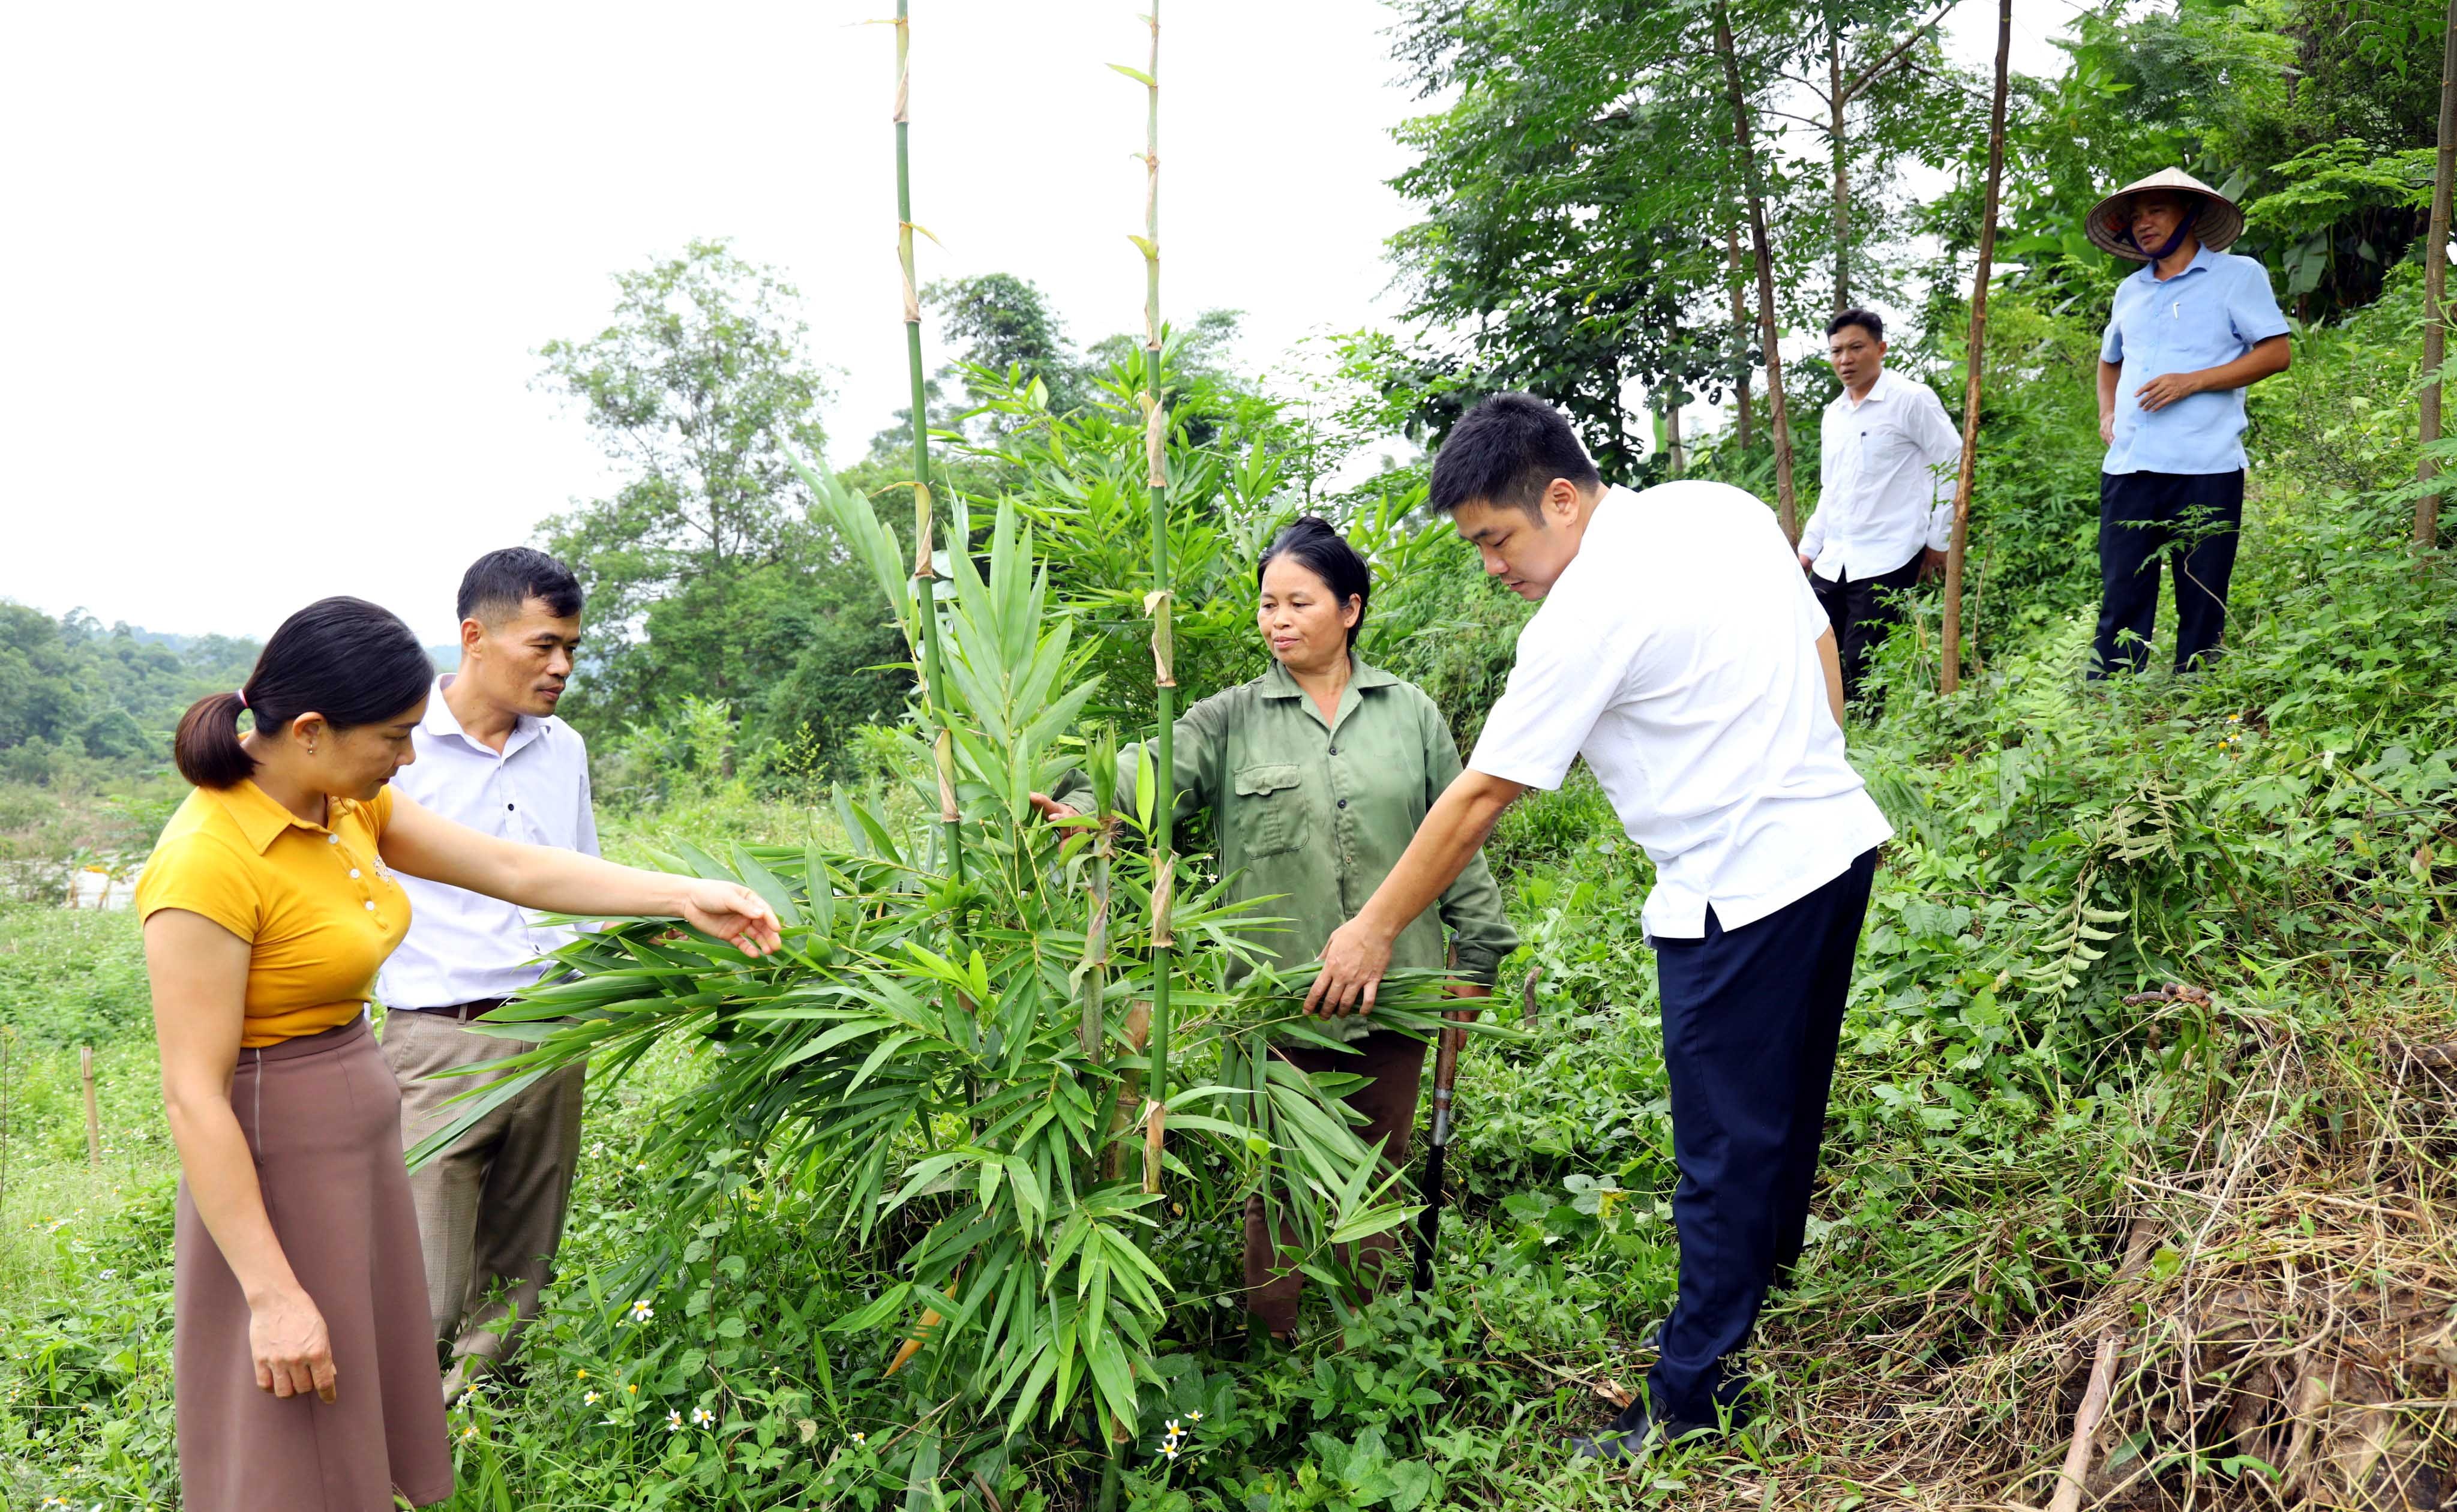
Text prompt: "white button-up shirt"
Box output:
[[1469, 482, 1894, 940], [1799, 367, 1963, 583], [377, 676, 599, 1009]]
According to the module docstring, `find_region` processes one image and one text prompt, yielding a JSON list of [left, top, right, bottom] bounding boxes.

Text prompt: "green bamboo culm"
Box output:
[[1126, 0, 1175, 1194], [895, 0, 962, 883]]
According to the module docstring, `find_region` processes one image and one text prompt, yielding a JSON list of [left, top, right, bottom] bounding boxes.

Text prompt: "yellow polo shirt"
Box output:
[[136, 781, 410, 1048]]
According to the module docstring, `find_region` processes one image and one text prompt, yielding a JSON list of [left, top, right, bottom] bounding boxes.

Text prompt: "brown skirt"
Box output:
[[174, 1013, 455, 1511]]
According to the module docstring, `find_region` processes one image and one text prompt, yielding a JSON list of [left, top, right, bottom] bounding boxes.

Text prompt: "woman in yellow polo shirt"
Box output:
[[137, 596, 782, 1512]]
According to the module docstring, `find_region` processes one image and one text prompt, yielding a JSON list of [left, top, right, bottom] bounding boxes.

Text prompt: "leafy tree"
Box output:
[[536, 242, 910, 776]]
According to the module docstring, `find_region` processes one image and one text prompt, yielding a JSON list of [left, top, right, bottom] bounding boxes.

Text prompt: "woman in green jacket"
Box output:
[[1035, 516, 1517, 1340]]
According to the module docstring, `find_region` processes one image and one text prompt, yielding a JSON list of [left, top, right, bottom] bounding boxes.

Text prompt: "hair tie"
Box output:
[[235, 689, 249, 710]]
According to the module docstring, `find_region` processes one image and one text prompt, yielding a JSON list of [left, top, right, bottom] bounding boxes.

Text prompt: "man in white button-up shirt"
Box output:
[[1796, 309, 1961, 703], [377, 548, 596, 1398], [1307, 394, 1890, 1456]]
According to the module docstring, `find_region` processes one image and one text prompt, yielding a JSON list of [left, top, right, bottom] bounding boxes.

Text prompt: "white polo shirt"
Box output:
[[377, 677, 599, 1009], [1468, 482, 1892, 940], [1799, 368, 1963, 583]]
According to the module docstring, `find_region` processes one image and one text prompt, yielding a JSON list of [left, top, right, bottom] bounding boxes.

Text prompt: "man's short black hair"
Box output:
[[457, 547, 584, 624], [1428, 392, 1601, 520], [1825, 308, 1884, 342]]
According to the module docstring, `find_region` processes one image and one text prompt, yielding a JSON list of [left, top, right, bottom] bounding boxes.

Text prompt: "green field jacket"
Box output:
[[1056, 656, 1517, 1040]]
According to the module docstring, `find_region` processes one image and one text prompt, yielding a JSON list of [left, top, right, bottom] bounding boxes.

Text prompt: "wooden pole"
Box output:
[[1728, 220, 1754, 451], [81, 1044, 100, 1168], [1938, 0, 2012, 694], [2415, 0, 2457, 550], [1831, 27, 1850, 312], [1715, 0, 1800, 539]]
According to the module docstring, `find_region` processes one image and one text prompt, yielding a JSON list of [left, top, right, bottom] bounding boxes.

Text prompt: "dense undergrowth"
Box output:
[[1, 281, 2453, 1510]]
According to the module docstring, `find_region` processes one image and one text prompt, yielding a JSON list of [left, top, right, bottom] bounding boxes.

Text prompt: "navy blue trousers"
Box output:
[[2092, 469, 2244, 677], [1638, 848, 1877, 1426]]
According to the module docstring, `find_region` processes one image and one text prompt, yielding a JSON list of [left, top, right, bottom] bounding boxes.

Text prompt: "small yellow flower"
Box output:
[[626, 1384, 638, 1394], [575, 1368, 589, 1379]]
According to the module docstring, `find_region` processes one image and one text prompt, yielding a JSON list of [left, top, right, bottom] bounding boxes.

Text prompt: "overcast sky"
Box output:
[[1, 1, 2072, 646]]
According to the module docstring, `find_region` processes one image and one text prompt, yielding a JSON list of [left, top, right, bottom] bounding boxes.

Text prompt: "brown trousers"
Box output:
[[381, 1009, 586, 1370], [1243, 1028, 1427, 1337]]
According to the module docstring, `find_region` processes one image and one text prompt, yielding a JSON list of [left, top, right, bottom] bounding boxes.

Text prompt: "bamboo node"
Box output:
[[1141, 1100, 1166, 1194], [1149, 853, 1175, 947], [893, 61, 908, 124], [1141, 398, 1168, 489], [1142, 590, 1175, 688], [934, 730, 958, 824], [911, 482, 935, 580]]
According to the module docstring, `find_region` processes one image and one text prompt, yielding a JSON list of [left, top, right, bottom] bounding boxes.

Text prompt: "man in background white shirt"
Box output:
[[1307, 394, 1890, 1454], [1797, 308, 1961, 704], [379, 547, 595, 1399]]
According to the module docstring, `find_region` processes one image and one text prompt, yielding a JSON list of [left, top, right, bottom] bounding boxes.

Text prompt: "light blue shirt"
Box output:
[[376, 676, 599, 1009], [2099, 245, 2289, 476]]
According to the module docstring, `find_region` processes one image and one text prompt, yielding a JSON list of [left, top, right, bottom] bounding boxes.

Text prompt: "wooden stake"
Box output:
[[1715, 0, 1799, 539], [2415, 0, 2456, 550], [1938, 0, 2012, 693], [81, 1044, 100, 1168], [2046, 1219, 2162, 1512]]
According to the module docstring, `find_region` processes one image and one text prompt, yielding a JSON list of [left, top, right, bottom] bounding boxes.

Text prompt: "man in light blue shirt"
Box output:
[[2089, 168, 2291, 676], [379, 547, 596, 1399]]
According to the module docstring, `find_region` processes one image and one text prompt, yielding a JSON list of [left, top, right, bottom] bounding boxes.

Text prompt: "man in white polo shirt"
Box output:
[[1307, 394, 1891, 1454], [379, 547, 596, 1398], [1799, 308, 1961, 705]]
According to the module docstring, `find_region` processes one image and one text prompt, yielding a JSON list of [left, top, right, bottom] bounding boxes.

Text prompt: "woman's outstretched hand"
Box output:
[[677, 879, 784, 956]]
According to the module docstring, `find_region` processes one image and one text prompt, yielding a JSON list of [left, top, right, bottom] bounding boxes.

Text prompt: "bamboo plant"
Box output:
[[1120, 0, 1177, 1189]]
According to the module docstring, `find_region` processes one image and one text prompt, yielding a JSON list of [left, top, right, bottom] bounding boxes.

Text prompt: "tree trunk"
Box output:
[[1666, 394, 1686, 476], [1939, 0, 2012, 693], [1715, 0, 1798, 538], [1728, 219, 1754, 450], [1831, 29, 1850, 312], [2417, 0, 2457, 550]]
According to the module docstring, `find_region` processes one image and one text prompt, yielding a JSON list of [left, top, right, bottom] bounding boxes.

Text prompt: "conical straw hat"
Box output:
[[2086, 167, 2245, 262]]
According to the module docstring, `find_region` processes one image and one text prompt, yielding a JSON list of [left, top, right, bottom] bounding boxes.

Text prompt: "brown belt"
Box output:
[[408, 998, 511, 1022]]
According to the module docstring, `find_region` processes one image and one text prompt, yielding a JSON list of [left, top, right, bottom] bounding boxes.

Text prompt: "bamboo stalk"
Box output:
[[1130, 0, 1177, 1175], [894, 0, 963, 882], [1715, 1, 1800, 539], [2416, 0, 2456, 550], [1938, 0, 2012, 694]]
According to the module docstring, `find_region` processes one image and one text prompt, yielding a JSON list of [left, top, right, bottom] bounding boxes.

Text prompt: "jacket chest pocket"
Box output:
[[1232, 763, 1308, 859]]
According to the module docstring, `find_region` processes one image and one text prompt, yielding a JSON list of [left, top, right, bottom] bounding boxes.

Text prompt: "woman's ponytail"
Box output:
[[166, 598, 432, 790], [174, 690, 257, 790]]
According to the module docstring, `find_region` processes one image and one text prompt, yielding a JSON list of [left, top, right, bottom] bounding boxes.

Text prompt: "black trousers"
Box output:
[[1634, 848, 1878, 1427], [1810, 552, 1922, 704], [2092, 469, 2244, 677]]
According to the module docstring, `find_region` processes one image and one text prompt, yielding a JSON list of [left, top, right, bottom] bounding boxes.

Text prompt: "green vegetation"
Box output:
[[4, 2, 2455, 1508]]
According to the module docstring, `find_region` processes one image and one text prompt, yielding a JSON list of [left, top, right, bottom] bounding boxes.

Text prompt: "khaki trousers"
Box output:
[[380, 1009, 585, 1370]]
